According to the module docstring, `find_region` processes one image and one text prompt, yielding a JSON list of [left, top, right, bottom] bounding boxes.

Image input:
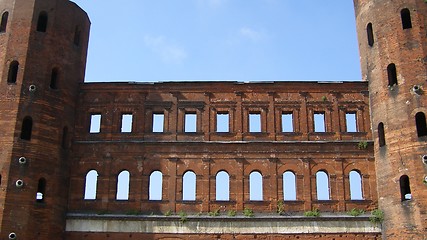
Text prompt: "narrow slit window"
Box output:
[[345, 112, 357, 132], [378, 122, 386, 147], [401, 8, 412, 29], [182, 171, 196, 201], [281, 112, 294, 132], [84, 170, 98, 200], [283, 171, 297, 201], [20, 116, 33, 140], [216, 112, 229, 133], [184, 113, 197, 133], [50, 68, 59, 89], [36, 178, 46, 203], [61, 126, 68, 149], [116, 170, 130, 200], [216, 171, 229, 201], [349, 170, 363, 200], [74, 26, 81, 46], [387, 63, 398, 86], [89, 114, 101, 133], [36, 11, 48, 32], [415, 112, 427, 137], [0, 12, 9, 33], [314, 112, 326, 132], [149, 171, 163, 200], [121, 114, 133, 133], [7, 61, 19, 84], [316, 171, 330, 200], [249, 112, 261, 133], [152, 113, 164, 133], [367, 23, 374, 47], [249, 171, 263, 201], [400, 175, 411, 201]]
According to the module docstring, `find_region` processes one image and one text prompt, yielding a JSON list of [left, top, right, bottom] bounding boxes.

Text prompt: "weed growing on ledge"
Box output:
[[369, 209, 384, 224], [358, 141, 368, 149], [243, 208, 254, 217], [178, 211, 187, 223], [347, 208, 365, 217], [208, 208, 220, 217], [277, 200, 285, 215], [304, 208, 320, 217], [164, 210, 173, 216], [227, 210, 236, 217]]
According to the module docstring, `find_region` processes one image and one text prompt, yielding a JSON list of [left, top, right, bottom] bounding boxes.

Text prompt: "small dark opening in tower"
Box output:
[[50, 68, 59, 89], [378, 122, 385, 147], [415, 112, 427, 137], [74, 26, 81, 46], [36, 11, 48, 32], [367, 23, 374, 47], [7, 61, 19, 84], [387, 63, 397, 86], [0, 12, 9, 33], [36, 178, 46, 203], [20, 116, 33, 141], [400, 175, 411, 201], [61, 126, 68, 149], [401, 8, 412, 30]]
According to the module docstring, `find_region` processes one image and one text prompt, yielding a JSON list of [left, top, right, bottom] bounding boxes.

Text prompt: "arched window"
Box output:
[[36, 11, 48, 32], [61, 126, 68, 149], [182, 171, 196, 201], [116, 170, 130, 200], [283, 171, 297, 200], [84, 170, 98, 200], [415, 112, 427, 137], [216, 171, 229, 201], [50, 68, 59, 89], [387, 63, 397, 86], [36, 178, 46, 202], [349, 170, 363, 200], [316, 171, 330, 200], [149, 171, 163, 200], [74, 26, 81, 46], [0, 12, 8, 33], [400, 175, 411, 201], [7, 61, 19, 84], [367, 23, 374, 47], [378, 122, 386, 147], [249, 171, 263, 201], [20, 116, 33, 140], [401, 8, 412, 29]]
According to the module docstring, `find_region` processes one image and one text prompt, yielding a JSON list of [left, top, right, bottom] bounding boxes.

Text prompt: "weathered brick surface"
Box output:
[[354, 0, 427, 239]]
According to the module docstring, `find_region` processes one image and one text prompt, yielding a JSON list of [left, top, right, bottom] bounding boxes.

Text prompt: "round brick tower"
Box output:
[[0, 0, 89, 239], [354, 0, 427, 238]]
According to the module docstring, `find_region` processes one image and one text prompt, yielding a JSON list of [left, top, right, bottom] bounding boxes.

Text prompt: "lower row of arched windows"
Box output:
[[83, 170, 365, 202]]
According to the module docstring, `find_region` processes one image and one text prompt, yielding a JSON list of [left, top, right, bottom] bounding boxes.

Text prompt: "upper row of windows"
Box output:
[[89, 112, 359, 134], [0, 11, 82, 46], [366, 8, 412, 47]]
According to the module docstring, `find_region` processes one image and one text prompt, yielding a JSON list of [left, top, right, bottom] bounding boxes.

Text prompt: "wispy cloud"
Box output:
[[239, 27, 263, 42], [143, 35, 188, 64], [196, 0, 228, 9]]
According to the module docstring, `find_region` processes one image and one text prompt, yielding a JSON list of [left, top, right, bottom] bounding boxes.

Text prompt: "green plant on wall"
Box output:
[[358, 141, 368, 149], [243, 208, 254, 217], [277, 200, 285, 215], [304, 208, 320, 217], [347, 208, 365, 217], [369, 209, 384, 224]]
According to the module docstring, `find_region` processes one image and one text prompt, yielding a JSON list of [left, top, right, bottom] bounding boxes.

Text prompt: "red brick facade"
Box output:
[[0, 0, 424, 239]]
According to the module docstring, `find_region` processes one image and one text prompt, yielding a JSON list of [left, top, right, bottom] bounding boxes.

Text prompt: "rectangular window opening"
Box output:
[[121, 114, 133, 133], [281, 112, 294, 132], [216, 112, 229, 133], [345, 113, 357, 132], [314, 112, 326, 133], [249, 113, 261, 133], [89, 114, 101, 133], [184, 113, 197, 133], [152, 113, 164, 133]]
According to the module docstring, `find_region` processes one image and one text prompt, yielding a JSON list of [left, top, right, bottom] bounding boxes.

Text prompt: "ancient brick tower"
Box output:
[[0, 0, 89, 239], [354, 0, 427, 238]]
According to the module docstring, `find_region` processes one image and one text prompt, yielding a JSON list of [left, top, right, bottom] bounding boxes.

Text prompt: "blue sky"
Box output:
[[71, 0, 361, 82]]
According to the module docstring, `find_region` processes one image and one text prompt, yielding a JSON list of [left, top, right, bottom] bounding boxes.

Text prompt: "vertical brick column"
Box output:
[[267, 92, 276, 140], [168, 157, 178, 212], [235, 91, 243, 140], [302, 158, 312, 211], [201, 158, 211, 212]]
